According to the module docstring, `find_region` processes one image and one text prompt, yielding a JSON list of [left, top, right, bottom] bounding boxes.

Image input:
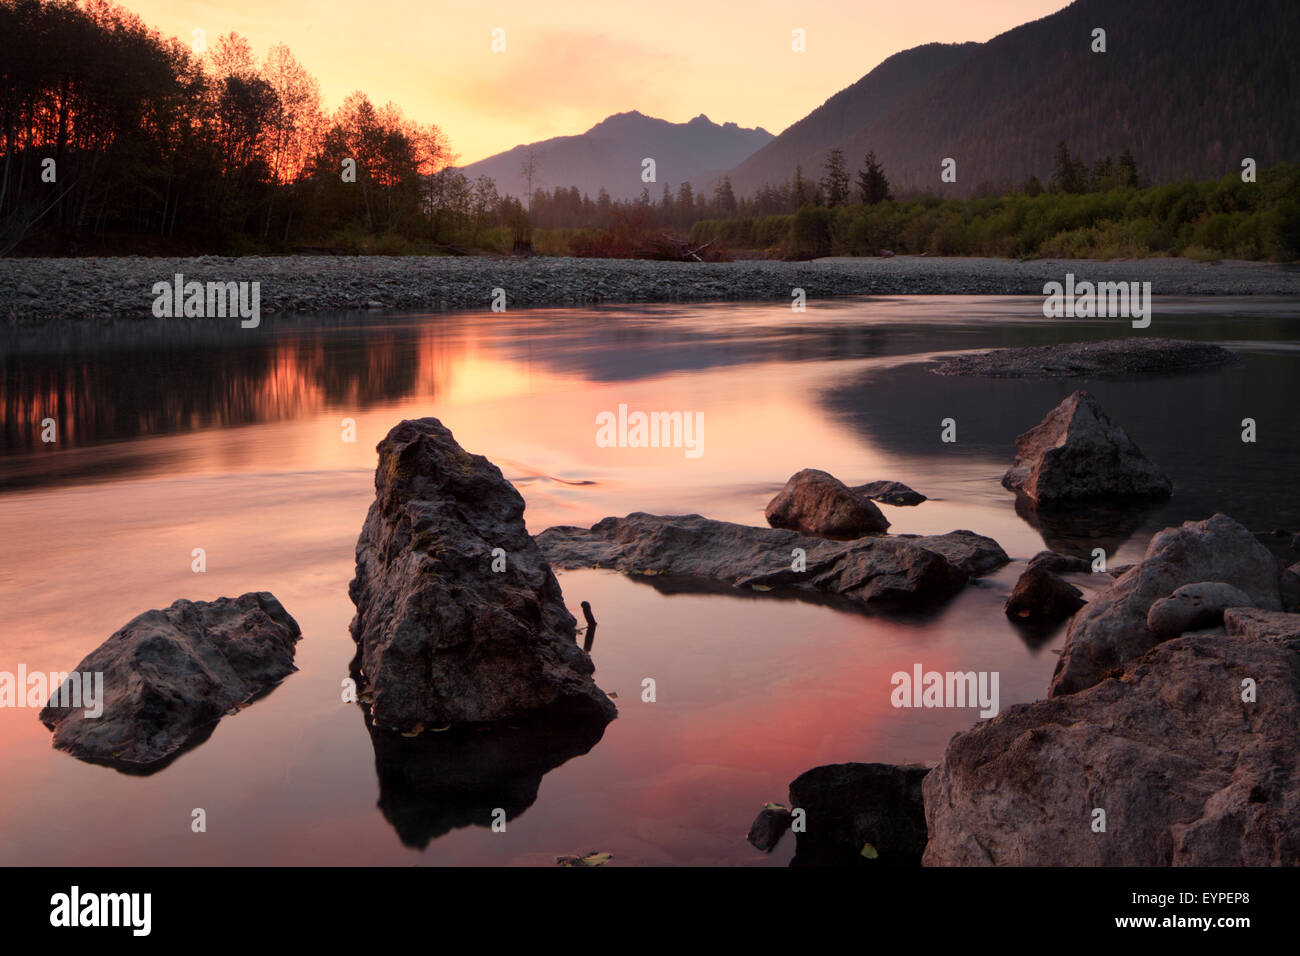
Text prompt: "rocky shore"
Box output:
[[5, 255, 1300, 324]]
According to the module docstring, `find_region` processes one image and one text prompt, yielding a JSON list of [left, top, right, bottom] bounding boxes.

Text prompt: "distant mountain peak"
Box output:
[[460, 110, 775, 200]]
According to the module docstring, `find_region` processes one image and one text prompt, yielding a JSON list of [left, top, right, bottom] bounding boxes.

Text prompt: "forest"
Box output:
[[2, 0, 1296, 262]]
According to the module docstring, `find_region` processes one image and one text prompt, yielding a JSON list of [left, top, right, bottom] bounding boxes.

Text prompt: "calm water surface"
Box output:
[[1, 295, 1297, 865]]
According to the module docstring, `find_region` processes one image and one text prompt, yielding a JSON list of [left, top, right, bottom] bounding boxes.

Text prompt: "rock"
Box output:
[[537, 513, 1009, 610], [1283, 563, 1300, 613], [1002, 391, 1172, 503], [931, 337, 1238, 378], [1027, 550, 1093, 575], [1224, 607, 1300, 641], [923, 630, 1300, 866], [788, 763, 930, 865], [766, 469, 889, 537], [1004, 567, 1086, 624], [348, 418, 616, 731], [851, 480, 927, 506], [746, 803, 794, 852], [38, 592, 301, 773], [1146, 581, 1256, 638], [1050, 514, 1283, 696]]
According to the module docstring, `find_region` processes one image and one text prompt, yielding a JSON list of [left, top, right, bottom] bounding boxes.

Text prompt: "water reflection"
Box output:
[[360, 702, 609, 850]]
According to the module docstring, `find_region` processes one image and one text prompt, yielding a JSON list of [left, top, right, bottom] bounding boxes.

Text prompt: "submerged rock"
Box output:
[[1050, 514, 1282, 696], [788, 763, 930, 866], [1002, 390, 1172, 503], [348, 418, 616, 731], [766, 469, 889, 537], [1004, 566, 1086, 624], [923, 628, 1300, 866], [38, 592, 301, 773], [537, 513, 1008, 610], [852, 480, 927, 507]]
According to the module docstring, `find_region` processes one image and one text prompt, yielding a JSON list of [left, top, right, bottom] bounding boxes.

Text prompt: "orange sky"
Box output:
[[121, 0, 1069, 165]]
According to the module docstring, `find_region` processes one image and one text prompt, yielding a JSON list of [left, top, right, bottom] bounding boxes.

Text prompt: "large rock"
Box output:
[[1050, 514, 1282, 697], [348, 418, 616, 731], [1146, 581, 1255, 639], [1002, 390, 1172, 503], [923, 629, 1300, 866], [766, 469, 889, 537], [1224, 607, 1300, 641], [1283, 562, 1300, 613], [789, 763, 930, 865], [38, 592, 301, 773], [537, 513, 1008, 610]]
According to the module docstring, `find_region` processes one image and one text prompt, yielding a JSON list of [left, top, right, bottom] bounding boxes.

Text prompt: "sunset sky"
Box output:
[[122, 0, 1069, 165]]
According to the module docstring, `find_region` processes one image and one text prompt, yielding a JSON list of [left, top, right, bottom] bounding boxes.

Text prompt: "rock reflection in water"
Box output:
[[358, 701, 609, 850]]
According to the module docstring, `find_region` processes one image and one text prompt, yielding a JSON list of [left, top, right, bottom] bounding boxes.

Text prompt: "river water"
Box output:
[[1, 295, 1296, 865]]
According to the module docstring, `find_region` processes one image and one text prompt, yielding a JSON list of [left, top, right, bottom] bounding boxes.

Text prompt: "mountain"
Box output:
[[726, 0, 1300, 198], [457, 111, 773, 201], [726, 41, 978, 197]]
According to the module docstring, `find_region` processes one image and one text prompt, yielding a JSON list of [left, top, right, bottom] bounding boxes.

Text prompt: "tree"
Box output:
[[791, 165, 809, 208], [520, 149, 540, 212], [712, 176, 737, 217], [856, 151, 892, 205], [1118, 148, 1141, 188], [820, 148, 850, 207], [1050, 141, 1087, 193]]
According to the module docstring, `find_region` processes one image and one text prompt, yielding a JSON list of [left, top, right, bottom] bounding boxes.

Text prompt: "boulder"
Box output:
[[766, 469, 889, 537], [1146, 581, 1255, 639], [788, 763, 929, 865], [852, 480, 927, 507], [537, 513, 1008, 610], [1004, 566, 1086, 624], [1002, 390, 1172, 503], [923, 630, 1300, 866], [1283, 562, 1300, 613], [1050, 514, 1281, 697], [348, 418, 616, 731], [746, 803, 794, 852], [38, 592, 301, 773], [1224, 607, 1300, 642]]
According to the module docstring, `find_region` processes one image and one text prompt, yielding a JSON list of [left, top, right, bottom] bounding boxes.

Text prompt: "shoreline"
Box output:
[[3, 255, 1299, 325]]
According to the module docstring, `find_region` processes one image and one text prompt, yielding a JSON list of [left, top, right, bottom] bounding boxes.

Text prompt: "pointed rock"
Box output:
[[348, 418, 616, 730], [1002, 390, 1172, 503]]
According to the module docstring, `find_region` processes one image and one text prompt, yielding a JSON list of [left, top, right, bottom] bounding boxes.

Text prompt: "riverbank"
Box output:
[[3, 255, 1299, 324]]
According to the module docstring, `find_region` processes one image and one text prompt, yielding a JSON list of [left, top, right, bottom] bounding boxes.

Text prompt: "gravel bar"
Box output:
[[2, 254, 1299, 325], [930, 337, 1241, 377]]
